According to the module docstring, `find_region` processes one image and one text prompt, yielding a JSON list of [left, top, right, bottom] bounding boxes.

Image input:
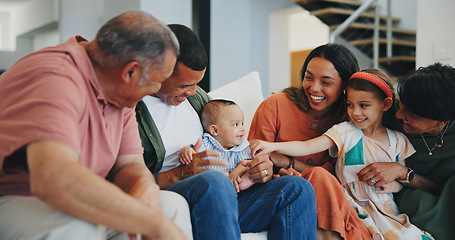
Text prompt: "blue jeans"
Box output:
[[167, 171, 316, 240]]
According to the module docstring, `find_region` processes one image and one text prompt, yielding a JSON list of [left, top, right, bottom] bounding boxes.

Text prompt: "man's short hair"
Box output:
[[89, 11, 179, 81], [168, 24, 207, 71]]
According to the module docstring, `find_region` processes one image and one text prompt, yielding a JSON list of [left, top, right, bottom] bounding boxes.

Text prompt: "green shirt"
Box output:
[[135, 86, 211, 182], [393, 120, 455, 240]]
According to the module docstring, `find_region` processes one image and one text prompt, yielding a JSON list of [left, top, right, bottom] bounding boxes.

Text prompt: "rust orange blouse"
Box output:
[[248, 92, 339, 174]]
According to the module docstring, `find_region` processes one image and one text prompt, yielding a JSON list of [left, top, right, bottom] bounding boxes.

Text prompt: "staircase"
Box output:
[[293, 0, 416, 77]]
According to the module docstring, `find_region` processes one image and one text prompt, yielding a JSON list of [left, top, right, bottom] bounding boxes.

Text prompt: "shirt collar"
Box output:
[[62, 35, 107, 105], [203, 133, 250, 152]]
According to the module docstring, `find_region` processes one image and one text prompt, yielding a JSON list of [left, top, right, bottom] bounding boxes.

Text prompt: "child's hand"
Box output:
[[229, 172, 242, 193], [376, 180, 403, 194], [229, 172, 255, 193], [179, 147, 196, 165], [249, 139, 275, 158]]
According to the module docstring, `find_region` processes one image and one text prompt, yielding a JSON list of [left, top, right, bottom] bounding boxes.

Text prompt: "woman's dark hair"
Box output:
[[398, 62, 455, 121], [283, 43, 359, 122], [348, 68, 396, 129]]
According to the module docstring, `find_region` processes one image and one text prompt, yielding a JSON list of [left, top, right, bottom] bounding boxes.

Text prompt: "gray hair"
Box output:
[[89, 11, 179, 84]]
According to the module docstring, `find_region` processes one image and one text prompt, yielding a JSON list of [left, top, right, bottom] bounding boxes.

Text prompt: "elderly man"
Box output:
[[0, 11, 191, 240], [136, 24, 317, 240]]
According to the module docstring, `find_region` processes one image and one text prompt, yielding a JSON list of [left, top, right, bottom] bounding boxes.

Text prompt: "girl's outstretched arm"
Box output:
[[250, 134, 336, 158]]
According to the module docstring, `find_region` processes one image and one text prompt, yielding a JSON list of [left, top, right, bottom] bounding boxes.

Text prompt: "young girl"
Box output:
[[250, 69, 434, 240]]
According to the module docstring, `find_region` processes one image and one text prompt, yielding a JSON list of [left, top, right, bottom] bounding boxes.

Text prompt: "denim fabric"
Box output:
[[238, 175, 317, 240], [168, 171, 317, 240]]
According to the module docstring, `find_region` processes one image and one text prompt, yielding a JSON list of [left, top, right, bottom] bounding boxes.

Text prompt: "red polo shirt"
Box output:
[[0, 35, 143, 196]]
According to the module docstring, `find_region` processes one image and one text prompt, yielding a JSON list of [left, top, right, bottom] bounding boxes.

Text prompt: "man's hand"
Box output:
[[127, 176, 162, 210], [112, 154, 163, 211], [180, 150, 228, 179], [159, 140, 228, 189], [240, 155, 273, 183]]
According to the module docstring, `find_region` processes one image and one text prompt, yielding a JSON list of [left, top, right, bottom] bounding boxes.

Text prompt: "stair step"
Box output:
[[349, 38, 415, 47], [311, 7, 401, 23], [293, 0, 366, 8], [329, 22, 416, 35], [379, 56, 416, 63]]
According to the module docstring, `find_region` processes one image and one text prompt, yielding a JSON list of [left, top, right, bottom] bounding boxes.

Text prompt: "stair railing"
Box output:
[[329, 0, 393, 68], [386, 0, 392, 59]]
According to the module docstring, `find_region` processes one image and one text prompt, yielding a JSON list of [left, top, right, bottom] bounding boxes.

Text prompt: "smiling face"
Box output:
[[396, 101, 442, 134], [210, 104, 246, 150], [346, 88, 389, 132], [302, 57, 343, 119], [154, 62, 206, 106]]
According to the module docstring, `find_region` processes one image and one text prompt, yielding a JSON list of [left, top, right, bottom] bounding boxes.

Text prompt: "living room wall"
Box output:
[[0, 0, 453, 97]]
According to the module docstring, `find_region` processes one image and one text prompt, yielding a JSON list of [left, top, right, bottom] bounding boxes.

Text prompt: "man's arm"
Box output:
[[27, 140, 185, 239], [109, 153, 162, 210]]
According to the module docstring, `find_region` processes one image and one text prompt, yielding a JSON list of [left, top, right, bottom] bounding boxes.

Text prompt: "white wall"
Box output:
[[211, 0, 252, 90], [268, 7, 329, 95], [211, 0, 295, 97], [33, 27, 59, 51], [289, 10, 329, 52], [140, 0, 191, 26], [60, 0, 101, 42], [102, 0, 139, 24], [15, 0, 58, 36], [3, 0, 454, 93], [141, 0, 296, 97], [416, 0, 455, 68], [358, 0, 416, 30]]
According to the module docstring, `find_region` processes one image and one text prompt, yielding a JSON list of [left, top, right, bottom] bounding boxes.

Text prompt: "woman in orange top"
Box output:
[[249, 43, 373, 240]]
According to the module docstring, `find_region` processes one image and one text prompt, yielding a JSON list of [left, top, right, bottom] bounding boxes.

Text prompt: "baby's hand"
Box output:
[[229, 173, 242, 193], [376, 180, 403, 194], [249, 139, 275, 158], [179, 147, 196, 165]]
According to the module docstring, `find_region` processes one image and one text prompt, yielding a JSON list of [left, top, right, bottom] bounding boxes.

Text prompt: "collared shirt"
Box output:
[[0, 35, 143, 196], [199, 133, 253, 172]]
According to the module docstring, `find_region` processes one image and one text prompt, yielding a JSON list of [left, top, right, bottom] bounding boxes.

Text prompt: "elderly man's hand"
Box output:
[[128, 177, 162, 211]]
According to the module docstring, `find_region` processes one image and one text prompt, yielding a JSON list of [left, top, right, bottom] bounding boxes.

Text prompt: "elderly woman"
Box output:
[[358, 62, 455, 240]]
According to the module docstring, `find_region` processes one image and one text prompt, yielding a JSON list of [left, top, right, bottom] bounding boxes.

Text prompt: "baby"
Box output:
[[179, 99, 254, 192]]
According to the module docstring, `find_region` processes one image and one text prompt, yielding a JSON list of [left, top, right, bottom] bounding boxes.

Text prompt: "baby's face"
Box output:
[[213, 105, 245, 150]]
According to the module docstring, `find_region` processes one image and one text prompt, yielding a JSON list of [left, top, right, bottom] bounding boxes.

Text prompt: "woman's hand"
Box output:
[[376, 181, 403, 194], [273, 167, 302, 178], [357, 162, 407, 188]]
